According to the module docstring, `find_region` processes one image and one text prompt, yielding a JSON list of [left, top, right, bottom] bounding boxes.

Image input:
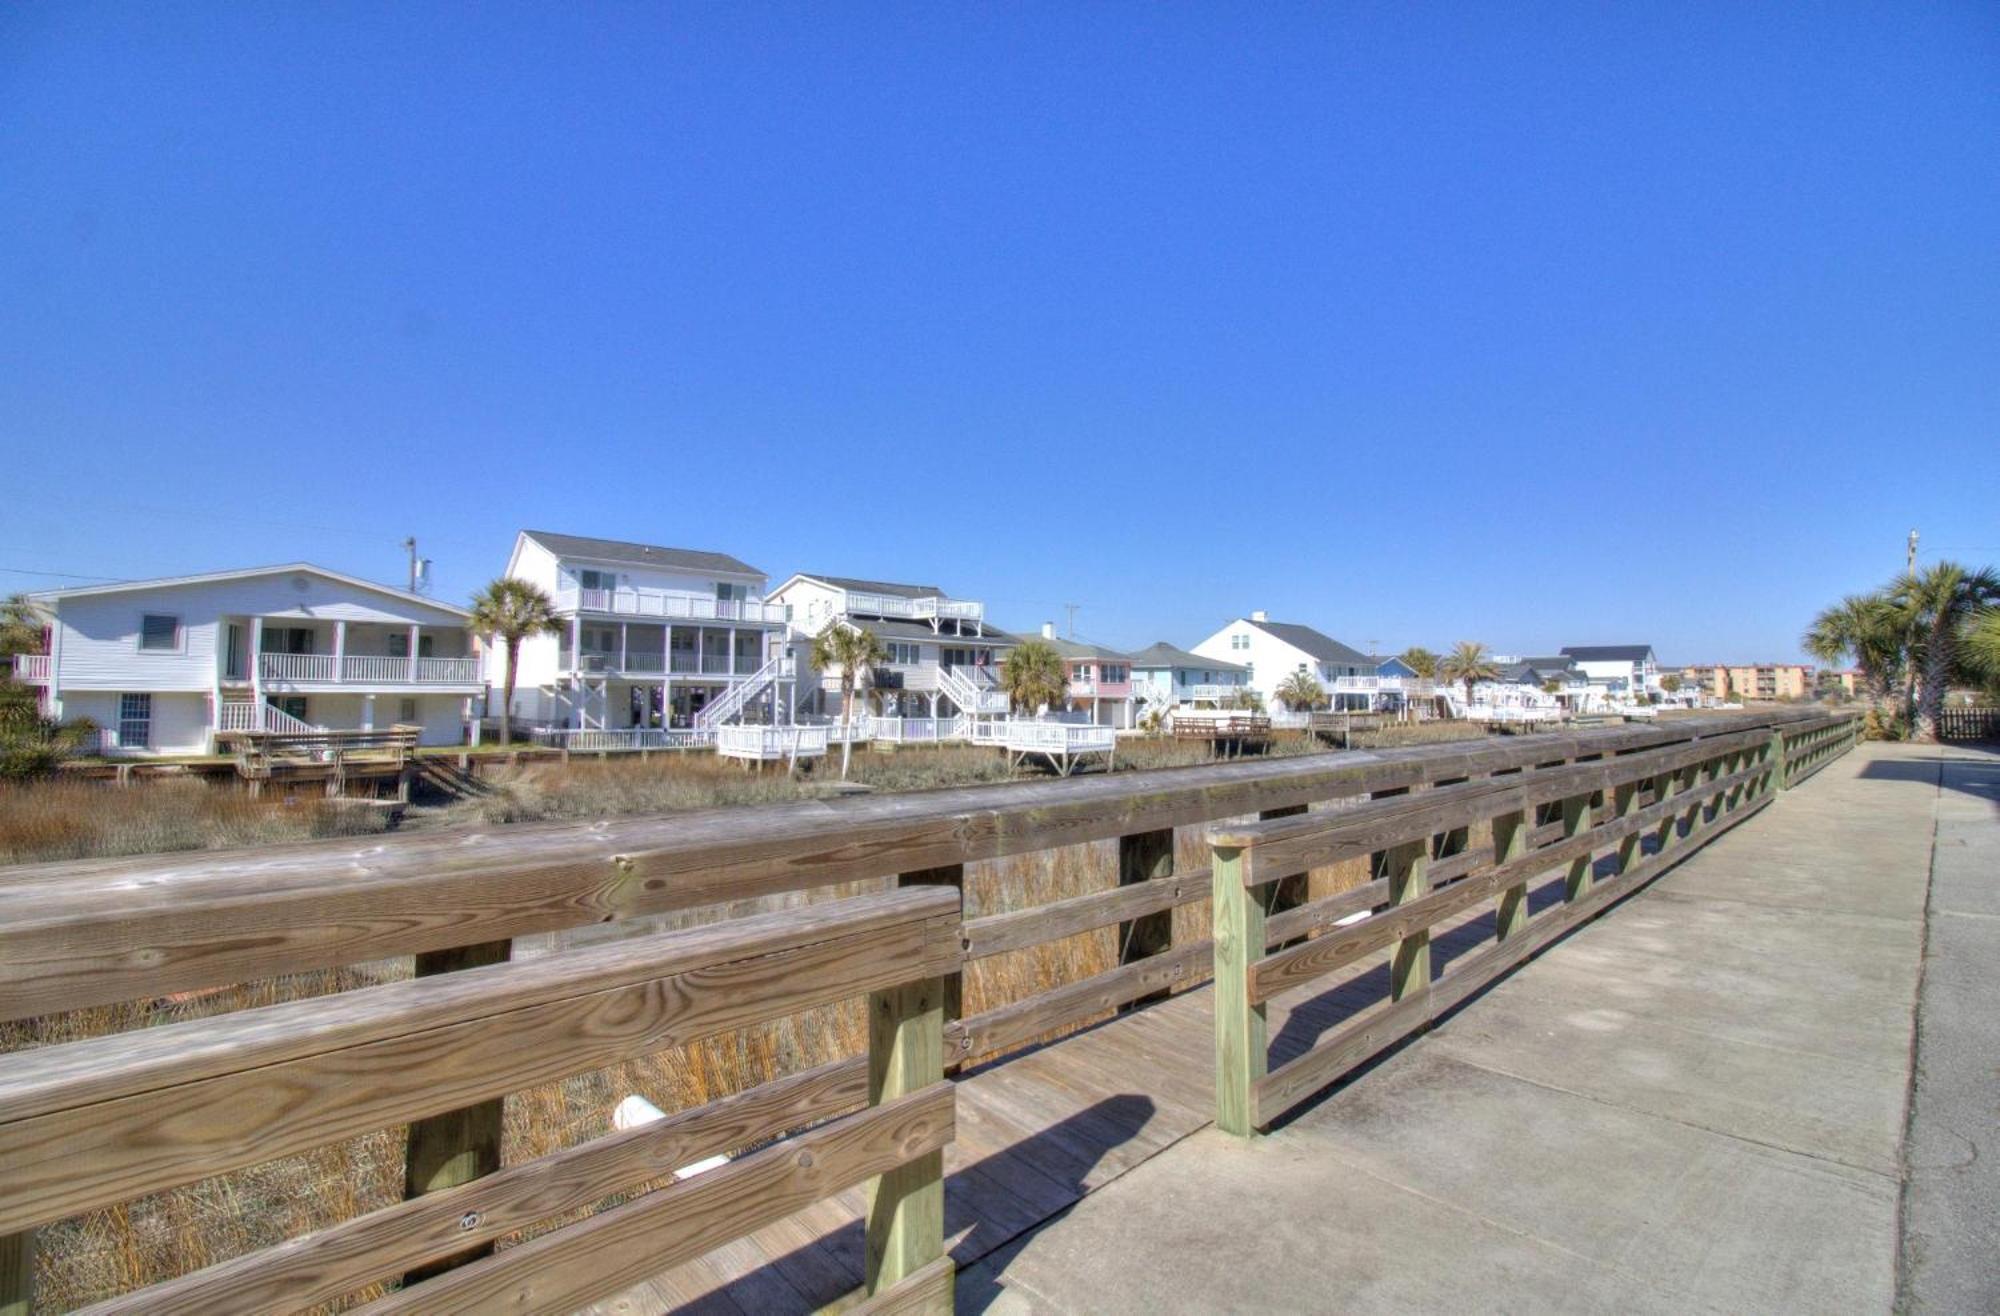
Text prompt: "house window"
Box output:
[[387, 633, 436, 658], [887, 641, 921, 665], [1230, 634, 1249, 651], [117, 693, 151, 748], [139, 614, 181, 652], [715, 582, 748, 603], [579, 569, 613, 592], [398, 698, 419, 722]]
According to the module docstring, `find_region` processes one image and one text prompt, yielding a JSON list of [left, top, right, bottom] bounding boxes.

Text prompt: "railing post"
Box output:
[[1, 1229, 31, 1316], [1613, 778, 1642, 877], [1118, 829, 1175, 1010], [401, 938, 511, 1284], [1387, 838, 1430, 1001], [1562, 792, 1593, 902], [1493, 806, 1529, 940], [899, 865, 965, 1065], [865, 971, 947, 1295], [1212, 842, 1266, 1137]]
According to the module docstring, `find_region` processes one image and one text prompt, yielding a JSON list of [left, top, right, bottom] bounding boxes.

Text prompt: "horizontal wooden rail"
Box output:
[[0, 888, 959, 1313], [0, 711, 1830, 1024], [1211, 712, 1861, 1134]]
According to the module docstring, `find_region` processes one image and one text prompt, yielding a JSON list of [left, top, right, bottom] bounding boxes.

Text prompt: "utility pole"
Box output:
[[1906, 528, 1919, 574]]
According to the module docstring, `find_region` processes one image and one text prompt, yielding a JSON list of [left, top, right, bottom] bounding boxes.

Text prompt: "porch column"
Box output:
[[363, 694, 376, 731], [250, 617, 265, 711], [570, 616, 582, 672], [728, 626, 738, 678], [407, 625, 420, 682], [333, 620, 347, 684], [619, 623, 628, 672]]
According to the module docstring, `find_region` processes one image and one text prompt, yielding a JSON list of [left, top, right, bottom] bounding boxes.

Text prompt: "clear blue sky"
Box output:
[[3, 4, 1995, 664]]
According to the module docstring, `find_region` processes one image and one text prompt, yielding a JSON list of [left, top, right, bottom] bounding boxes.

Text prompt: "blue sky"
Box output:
[[3, 4, 1995, 663]]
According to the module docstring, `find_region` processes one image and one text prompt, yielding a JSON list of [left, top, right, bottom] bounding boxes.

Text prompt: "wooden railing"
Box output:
[[1934, 704, 2000, 742], [1207, 711, 1862, 1134], [0, 709, 1852, 1311], [1777, 712, 1863, 787], [0, 888, 957, 1314]]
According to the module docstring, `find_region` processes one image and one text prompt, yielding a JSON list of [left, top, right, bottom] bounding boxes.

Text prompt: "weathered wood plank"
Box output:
[[947, 942, 1211, 1061], [1262, 877, 1390, 947], [1211, 843, 1265, 1138], [82, 1058, 870, 1316], [360, 1083, 954, 1316], [961, 865, 1202, 961], [848, 1253, 953, 1315], [0, 890, 958, 1236]]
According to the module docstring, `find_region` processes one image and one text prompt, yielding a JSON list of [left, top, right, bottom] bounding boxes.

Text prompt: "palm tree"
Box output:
[[1893, 562, 2000, 740], [1229, 687, 1267, 713], [0, 594, 45, 665], [809, 623, 885, 778], [1275, 670, 1325, 712], [1000, 639, 1068, 717], [1660, 673, 1683, 695], [1437, 641, 1499, 710], [1802, 592, 1906, 706], [1963, 609, 2000, 698], [1398, 646, 1439, 681], [468, 579, 563, 748]]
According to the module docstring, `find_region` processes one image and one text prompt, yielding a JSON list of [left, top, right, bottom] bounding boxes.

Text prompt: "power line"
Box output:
[[0, 566, 128, 582]]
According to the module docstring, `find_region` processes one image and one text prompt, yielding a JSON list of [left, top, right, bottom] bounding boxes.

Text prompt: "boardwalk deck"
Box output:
[[594, 733, 1928, 1314], [592, 865, 1565, 1313]]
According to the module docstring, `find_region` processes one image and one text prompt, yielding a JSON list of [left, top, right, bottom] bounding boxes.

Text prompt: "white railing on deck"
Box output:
[[414, 656, 480, 683], [562, 586, 786, 624], [836, 590, 984, 626], [936, 663, 1009, 714], [1185, 683, 1243, 702], [716, 724, 829, 760], [259, 653, 336, 683], [342, 655, 408, 682], [11, 654, 50, 682], [531, 727, 715, 751], [1002, 721, 1117, 753]]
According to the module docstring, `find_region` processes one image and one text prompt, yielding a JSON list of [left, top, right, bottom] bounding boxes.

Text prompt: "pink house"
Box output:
[[1046, 631, 1135, 729]]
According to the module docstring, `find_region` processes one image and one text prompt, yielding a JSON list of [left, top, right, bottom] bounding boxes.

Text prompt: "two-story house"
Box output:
[[19, 564, 483, 754], [1559, 645, 1661, 698], [1044, 631, 1136, 728], [493, 531, 792, 735], [769, 574, 1016, 724], [1191, 613, 1378, 712], [1127, 641, 1249, 714]]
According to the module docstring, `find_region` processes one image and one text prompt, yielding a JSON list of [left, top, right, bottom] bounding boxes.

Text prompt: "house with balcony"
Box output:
[[1559, 645, 1662, 698], [492, 531, 792, 737], [1128, 641, 1249, 715], [1044, 630, 1136, 728], [18, 564, 483, 754], [1361, 654, 1437, 712], [1191, 612, 1378, 712], [769, 574, 1016, 725]]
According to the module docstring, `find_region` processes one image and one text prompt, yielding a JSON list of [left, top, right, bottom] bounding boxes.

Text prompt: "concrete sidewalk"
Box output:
[[962, 741, 1962, 1314]]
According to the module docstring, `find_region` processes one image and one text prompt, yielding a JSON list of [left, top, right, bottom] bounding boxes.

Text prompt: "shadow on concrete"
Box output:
[[1860, 756, 2000, 810], [690, 1092, 1158, 1313]]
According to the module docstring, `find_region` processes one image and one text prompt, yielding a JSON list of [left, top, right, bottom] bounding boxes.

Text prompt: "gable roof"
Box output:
[[1370, 654, 1418, 676], [1129, 641, 1247, 672], [28, 563, 470, 618], [1246, 619, 1374, 667], [1561, 645, 1655, 663], [1046, 637, 1131, 662], [521, 530, 764, 579], [848, 618, 1021, 647]]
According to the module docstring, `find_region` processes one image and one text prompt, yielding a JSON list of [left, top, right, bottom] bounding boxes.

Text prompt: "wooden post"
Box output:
[[898, 866, 965, 1064], [401, 938, 511, 1284], [864, 974, 946, 1295], [1613, 778, 1643, 877], [1387, 839, 1430, 1001], [1562, 792, 1593, 902], [1493, 806, 1529, 940], [1212, 843, 1266, 1137], [1771, 730, 1790, 791], [1, 1229, 31, 1316], [1118, 828, 1175, 1010]]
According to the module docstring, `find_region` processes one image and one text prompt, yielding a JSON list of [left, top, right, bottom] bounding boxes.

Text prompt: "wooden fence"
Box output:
[[0, 708, 1853, 1311], [1935, 704, 2000, 742], [1208, 712, 1862, 1134]]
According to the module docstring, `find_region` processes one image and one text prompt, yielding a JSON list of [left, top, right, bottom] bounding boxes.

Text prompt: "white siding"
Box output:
[[62, 691, 212, 755]]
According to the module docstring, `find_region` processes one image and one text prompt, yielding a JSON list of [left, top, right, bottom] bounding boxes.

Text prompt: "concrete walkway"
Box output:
[[964, 741, 1974, 1314]]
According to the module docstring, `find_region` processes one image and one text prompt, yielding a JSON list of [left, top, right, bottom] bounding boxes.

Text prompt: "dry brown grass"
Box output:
[[0, 776, 389, 866]]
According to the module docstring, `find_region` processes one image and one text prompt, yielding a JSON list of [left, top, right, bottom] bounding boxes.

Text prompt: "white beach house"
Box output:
[[19, 564, 483, 754], [1559, 645, 1662, 698], [769, 573, 1016, 723], [1192, 613, 1378, 712], [490, 530, 792, 736]]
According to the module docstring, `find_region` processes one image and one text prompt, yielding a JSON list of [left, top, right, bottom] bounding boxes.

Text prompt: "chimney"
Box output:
[[1250, 610, 1268, 623], [1041, 621, 1056, 640]]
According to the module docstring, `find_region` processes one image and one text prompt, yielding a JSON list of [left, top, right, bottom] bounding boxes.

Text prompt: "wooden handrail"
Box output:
[[0, 711, 1831, 1024], [4, 887, 958, 1314], [1208, 711, 1863, 1134]]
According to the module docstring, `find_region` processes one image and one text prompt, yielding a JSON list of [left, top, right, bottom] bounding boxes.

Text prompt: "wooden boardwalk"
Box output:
[[592, 886, 1556, 1313]]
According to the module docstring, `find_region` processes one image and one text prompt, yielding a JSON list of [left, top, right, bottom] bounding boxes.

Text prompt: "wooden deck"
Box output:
[[592, 883, 1550, 1313]]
